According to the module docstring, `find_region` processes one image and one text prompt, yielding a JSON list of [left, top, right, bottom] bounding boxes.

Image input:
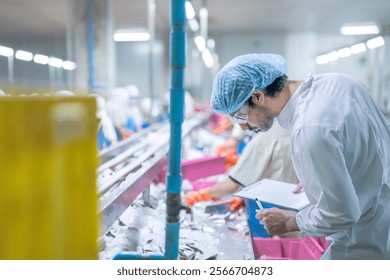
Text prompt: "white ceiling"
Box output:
[[0, 0, 390, 40]]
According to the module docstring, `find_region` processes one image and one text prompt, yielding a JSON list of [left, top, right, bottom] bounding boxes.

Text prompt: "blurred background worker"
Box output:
[[90, 93, 118, 150], [122, 84, 144, 133], [106, 87, 135, 140], [185, 120, 299, 212]]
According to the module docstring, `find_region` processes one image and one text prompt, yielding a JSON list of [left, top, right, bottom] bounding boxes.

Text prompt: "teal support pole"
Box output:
[[164, 0, 186, 260], [113, 0, 186, 260]]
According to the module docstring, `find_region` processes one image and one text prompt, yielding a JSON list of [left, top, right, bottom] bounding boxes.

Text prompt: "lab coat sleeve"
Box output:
[[293, 125, 361, 236]]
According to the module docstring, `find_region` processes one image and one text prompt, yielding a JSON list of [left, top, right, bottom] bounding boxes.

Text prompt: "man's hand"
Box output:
[[293, 182, 303, 194], [255, 208, 299, 236]]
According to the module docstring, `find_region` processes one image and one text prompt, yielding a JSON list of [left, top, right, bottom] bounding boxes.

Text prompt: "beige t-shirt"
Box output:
[[228, 121, 298, 186]]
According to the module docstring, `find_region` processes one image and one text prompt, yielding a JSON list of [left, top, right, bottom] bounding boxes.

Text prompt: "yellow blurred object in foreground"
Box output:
[[0, 96, 99, 259]]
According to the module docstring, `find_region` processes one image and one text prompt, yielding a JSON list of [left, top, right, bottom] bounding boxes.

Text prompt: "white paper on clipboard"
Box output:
[[233, 178, 310, 211]]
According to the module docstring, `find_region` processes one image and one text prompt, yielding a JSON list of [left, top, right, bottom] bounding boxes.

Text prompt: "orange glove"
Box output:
[[219, 197, 245, 212], [216, 146, 239, 170], [216, 145, 234, 156], [225, 154, 239, 170], [185, 187, 216, 206], [119, 128, 133, 140]]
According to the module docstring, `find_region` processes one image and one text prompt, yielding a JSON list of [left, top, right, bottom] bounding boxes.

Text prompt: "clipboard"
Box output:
[[233, 178, 310, 211]]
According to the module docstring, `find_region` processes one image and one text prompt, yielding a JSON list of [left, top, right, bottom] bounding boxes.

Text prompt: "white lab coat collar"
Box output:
[[278, 75, 314, 131]]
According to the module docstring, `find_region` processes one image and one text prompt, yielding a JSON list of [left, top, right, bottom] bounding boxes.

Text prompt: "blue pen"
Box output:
[[255, 198, 264, 210]]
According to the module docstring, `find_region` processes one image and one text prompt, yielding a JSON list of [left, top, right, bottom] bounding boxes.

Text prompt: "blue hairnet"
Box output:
[[211, 53, 286, 114]]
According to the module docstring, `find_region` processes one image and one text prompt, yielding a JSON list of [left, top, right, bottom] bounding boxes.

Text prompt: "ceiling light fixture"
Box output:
[[194, 36, 206, 52], [15, 50, 33, 61], [49, 57, 63, 68], [188, 18, 199, 32], [350, 43, 367, 54], [337, 47, 352, 58], [0, 45, 14, 57], [315, 55, 329, 65], [366, 36, 384, 49], [340, 25, 379, 35], [327, 51, 340, 62], [185, 1, 196, 20], [113, 32, 150, 42], [63, 61, 77, 71], [33, 54, 49, 65]]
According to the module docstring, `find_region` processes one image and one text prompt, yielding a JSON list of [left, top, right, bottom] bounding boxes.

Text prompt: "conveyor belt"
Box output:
[[98, 121, 166, 162], [97, 113, 208, 236]]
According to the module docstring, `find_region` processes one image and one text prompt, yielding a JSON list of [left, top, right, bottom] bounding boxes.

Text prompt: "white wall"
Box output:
[[115, 39, 165, 99], [211, 32, 286, 66], [284, 32, 318, 80]]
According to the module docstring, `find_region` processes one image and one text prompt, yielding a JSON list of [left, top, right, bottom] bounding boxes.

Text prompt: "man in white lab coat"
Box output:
[[210, 53, 390, 259]]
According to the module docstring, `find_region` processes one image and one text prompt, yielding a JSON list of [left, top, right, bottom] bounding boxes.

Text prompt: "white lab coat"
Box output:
[[278, 73, 390, 259]]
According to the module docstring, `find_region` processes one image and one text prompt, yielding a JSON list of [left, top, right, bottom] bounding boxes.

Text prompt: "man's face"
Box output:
[[240, 102, 275, 133], [229, 91, 276, 133], [232, 97, 276, 133]]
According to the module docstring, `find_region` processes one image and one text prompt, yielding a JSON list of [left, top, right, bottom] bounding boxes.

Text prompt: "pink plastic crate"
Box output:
[[156, 155, 225, 184], [252, 236, 328, 260], [191, 180, 218, 191]]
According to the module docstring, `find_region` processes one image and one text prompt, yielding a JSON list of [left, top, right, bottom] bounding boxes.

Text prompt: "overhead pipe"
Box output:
[[8, 56, 14, 87], [87, 0, 95, 92], [147, 0, 156, 123], [114, 0, 186, 260]]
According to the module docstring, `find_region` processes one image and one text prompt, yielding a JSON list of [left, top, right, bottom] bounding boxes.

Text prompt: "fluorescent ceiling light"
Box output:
[[194, 36, 206, 52], [0, 46, 14, 57], [338, 47, 352, 58], [63, 61, 77, 70], [185, 1, 196, 19], [315, 55, 329, 65], [327, 51, 340, 62], [366, 36, 384, 49], [202, 48, 214, 68], [114, 32, 150, 42], [33, 54, 49, 65], [49, 57, 63, 68], [188, 18, 199, 32], [15, 50, 33, 61], [350, 43, 367, 54], [340, 25, 379, 35]]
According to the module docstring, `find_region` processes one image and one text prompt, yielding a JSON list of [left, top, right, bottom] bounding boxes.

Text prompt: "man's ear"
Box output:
[[252, 90, 265, 104]]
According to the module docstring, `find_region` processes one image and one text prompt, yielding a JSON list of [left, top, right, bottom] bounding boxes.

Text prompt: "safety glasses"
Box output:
[[229, 102, 249, 124]]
